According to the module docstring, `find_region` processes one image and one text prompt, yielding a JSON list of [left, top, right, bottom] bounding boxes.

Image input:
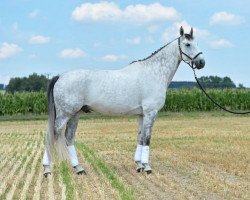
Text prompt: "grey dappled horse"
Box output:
[[43, 27, 205, 177]]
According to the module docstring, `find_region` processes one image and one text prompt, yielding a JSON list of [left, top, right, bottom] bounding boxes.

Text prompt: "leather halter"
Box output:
[[178, 37, 203, 69]]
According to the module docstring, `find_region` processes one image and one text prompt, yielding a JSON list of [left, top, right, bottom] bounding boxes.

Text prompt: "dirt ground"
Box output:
[[0, 113, 249, 200]]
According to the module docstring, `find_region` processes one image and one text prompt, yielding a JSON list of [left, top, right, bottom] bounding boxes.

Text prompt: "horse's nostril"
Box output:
[[200, 59, 205, 66], [195, 59, 205, 69]]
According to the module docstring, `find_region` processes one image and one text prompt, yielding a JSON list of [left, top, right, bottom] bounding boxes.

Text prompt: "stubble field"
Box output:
[[0, 113, 249, 200]]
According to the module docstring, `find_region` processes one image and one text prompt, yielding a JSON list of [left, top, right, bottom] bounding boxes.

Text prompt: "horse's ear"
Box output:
[[180, 26, 184, 36], [190, 27, 193, 38]]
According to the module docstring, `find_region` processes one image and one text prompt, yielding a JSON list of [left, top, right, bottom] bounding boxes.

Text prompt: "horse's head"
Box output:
[[178, 26, 205, 69]]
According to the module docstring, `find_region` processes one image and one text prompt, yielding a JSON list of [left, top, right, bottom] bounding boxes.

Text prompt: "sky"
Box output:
[[0, 0, 250, 87]]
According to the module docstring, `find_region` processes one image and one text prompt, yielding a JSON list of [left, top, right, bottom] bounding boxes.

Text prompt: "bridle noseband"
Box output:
[[178, 37, 203, 69]]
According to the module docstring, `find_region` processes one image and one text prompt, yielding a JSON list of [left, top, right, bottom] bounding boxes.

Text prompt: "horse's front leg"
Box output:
[[65, 113, 86, 175], [141, 110, 157, 174], [134, 115, 144, 172]]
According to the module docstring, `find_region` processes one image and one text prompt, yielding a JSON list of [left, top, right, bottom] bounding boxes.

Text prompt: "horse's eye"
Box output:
[[186, 43, 191, 47]]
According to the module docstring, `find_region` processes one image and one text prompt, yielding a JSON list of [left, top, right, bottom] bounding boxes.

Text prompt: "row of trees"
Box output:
[[196, 76, 237, 89], [6, 73, 49, 93], [170, 76, 243, 89], [4, 73, 245, 93]]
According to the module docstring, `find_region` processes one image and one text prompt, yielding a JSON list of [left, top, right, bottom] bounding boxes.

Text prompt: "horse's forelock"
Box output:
[[184, 34, 193, 40]]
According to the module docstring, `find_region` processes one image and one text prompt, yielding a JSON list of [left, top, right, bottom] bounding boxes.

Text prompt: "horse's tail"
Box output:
[[46, 75, 59, 161]]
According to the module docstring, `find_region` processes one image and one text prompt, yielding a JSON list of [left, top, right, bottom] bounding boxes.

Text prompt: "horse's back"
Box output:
[[53, 68, 143, 115]]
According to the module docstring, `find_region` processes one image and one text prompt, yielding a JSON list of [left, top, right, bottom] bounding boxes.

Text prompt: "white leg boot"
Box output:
[[67, 145, 86, 175], [134, 144, 144, 172], [67, 145, 79, 166], [43, 149, 51, 177], [141, 146, 152, 174]]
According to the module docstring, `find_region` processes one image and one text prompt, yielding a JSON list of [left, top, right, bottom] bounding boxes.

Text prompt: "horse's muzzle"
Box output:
[[194, 58, 205, 69]]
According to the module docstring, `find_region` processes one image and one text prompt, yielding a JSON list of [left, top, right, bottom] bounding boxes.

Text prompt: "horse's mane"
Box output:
[[129, 34, 192, 65], [129, 41, 174, 65]]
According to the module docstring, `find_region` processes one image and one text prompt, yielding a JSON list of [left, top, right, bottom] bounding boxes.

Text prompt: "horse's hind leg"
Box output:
[[43, 138, 52, 177], [134, 115, 144, 172], [65, 113, 86, 175], [43, 114, 70, 177]]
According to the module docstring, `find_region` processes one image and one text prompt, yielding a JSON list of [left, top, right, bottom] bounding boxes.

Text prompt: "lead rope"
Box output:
[[192, 68, 250, 114]]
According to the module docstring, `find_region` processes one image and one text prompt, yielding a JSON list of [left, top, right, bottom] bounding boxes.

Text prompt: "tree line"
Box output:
[[6, 73, 49, 93], [5, 73, 244, 93]]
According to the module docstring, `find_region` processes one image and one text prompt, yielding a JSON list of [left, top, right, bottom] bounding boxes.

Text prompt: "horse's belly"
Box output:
[[88, 102, 142, 115]]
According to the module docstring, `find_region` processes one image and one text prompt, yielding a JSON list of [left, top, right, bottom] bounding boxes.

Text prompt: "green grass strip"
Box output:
[[0, 111, 246, 122], [60, 161, 74, 200], [76, 143, 134, 200]]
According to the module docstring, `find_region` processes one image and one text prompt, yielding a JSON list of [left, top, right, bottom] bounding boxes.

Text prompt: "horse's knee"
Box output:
[[141, 111, 157, 146], [142, 123, 153, 146], [145, 135, 151, 146], [138, 131, 144, 145]]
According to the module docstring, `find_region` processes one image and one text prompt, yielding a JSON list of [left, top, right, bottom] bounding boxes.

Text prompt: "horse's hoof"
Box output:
[[43, 165, 51, 178], [43, 172, 51, 178], [77, 170, 87, 175], [143, 164, 152, 174], [136, 167, 143, 173], [74, 165, 86, 175], [135, 161, 144, 173]]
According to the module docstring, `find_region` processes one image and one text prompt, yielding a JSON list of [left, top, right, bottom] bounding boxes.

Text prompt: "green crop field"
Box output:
[[0, 113, 249, 199], [1, 88, 250, 115]]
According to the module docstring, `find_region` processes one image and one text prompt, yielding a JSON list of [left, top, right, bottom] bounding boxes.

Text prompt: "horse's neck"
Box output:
[[141, 40, 181, 88]]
